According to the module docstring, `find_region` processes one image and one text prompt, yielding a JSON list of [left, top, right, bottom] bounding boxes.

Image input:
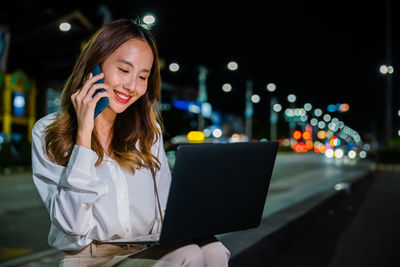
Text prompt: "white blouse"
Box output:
[[31, 112, 171, 251]]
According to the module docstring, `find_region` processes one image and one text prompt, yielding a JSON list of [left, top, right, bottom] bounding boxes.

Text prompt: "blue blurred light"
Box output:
[[11, 133, 23, 142], [346, 143, 355, 150], [13, 92, 26, 116], [210, 111, 222, 126], [327, 104, 337, 112], [172, 100, 201, 114]]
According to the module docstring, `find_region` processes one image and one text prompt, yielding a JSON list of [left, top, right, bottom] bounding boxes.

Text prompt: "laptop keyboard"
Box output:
[[131, 233, 160, 242]]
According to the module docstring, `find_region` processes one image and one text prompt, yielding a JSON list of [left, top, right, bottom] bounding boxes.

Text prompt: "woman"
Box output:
[[32, 19, 230, 266]]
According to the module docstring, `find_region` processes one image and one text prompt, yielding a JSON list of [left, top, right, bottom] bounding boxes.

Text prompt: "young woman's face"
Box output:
[[101, 38, 154, 114]]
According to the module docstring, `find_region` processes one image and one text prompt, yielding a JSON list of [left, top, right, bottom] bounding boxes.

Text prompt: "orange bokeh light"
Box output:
[[305, 140, 314, 149], [293, 130, 302, 140], [292, 141, 309, 153], [302, 131, 311, 140], [330, 136, 340, 147], [339, 103, 350, 112]]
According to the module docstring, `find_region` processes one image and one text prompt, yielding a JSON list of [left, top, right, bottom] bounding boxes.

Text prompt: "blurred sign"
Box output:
[[187, 131, 205, 143], [201, 102, 212, 117], [12, 91, 25, 116], [173, 100, 201, 114]]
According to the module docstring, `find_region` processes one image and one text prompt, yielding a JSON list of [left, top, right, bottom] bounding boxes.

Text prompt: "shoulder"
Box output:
[[32, 112, 60, 134], [155, 122, 162, 134], [155, 122, 165, 142]]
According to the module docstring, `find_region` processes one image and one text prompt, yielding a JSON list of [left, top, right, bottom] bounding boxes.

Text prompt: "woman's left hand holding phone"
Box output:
[[71, 72, 109, 150]]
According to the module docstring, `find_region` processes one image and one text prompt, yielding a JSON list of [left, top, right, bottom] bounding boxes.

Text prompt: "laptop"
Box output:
[[105, 141, 278, 245]]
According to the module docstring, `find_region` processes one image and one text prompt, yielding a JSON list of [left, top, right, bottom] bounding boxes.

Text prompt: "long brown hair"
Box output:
[[45, 19, 162, 173]]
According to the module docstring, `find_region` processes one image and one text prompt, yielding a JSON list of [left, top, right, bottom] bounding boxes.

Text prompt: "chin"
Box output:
[[110, 106, 129, 114], [109, 101, 134, 114]]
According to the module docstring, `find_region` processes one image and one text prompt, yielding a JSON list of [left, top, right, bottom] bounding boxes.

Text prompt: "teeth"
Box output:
[[115, 91, 130, 100]]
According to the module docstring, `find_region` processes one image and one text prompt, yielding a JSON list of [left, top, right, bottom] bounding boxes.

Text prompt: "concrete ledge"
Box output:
[[221, 172, 372, 267], [0, 248, 61, 267]]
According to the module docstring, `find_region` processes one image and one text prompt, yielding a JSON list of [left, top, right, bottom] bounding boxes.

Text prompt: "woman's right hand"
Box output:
[[71, 72, 109, 149]]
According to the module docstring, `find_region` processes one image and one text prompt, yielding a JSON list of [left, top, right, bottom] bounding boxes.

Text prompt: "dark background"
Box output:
[[1, 0, 399, 142]]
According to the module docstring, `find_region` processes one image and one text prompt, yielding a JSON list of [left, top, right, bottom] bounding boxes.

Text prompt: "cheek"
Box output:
[[137, 83, 148, 96]]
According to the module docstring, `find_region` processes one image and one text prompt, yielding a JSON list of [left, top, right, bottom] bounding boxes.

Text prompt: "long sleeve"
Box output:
[[155, 132, 172, 216], [31, 115, 108, 237]]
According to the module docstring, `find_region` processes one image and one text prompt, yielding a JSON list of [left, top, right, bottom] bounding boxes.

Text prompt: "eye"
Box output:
[[118, 68, 129, 73], [139, 76, 148, 81]]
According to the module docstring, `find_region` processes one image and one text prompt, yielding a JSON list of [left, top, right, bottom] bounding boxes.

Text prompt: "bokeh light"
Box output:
[[227, 61, 238, 71], [339, 103, 350, 112], [287, 94, 296, 103], [293, 130, 302, 140], [169, 62, 180, 72], [273, 103, 282, 112], [222, 83, 232, 92], [59, 22, 71, 32], [325, 149, 334, 158], [251, 94, 260, 103], [143, 14, 156, 25], [266, 83, 276, 92]]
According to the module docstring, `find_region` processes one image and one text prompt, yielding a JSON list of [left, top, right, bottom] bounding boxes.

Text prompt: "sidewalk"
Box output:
[[270, 170, 400, 267]]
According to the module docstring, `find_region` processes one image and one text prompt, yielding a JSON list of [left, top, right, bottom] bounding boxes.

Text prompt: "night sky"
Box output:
[[2, 0, 399, 141]]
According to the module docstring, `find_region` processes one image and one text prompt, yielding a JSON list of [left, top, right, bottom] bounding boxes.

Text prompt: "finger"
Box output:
[[86, 83, 109, 99], [71, 90, 79, 103], [90, 72, 104, 84], [79, 73, 104, 96], [70, 92, 79, 110], [89, 91, 109, 107]]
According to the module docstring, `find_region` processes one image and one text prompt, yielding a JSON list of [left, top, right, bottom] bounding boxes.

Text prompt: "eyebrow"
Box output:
[[117, 59, 150, 73]]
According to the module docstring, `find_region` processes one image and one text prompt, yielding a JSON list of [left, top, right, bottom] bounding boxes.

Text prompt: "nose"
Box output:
[[123, 75, 137, 93]]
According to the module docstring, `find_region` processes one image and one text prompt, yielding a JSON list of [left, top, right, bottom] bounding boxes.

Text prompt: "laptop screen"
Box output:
[[160, 141, 279, 243]]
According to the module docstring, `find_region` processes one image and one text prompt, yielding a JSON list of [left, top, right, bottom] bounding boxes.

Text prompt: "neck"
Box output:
[[94, 107, 116, 136]]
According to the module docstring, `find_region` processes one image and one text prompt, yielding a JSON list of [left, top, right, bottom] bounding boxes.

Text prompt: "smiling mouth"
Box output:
[[113, 90, 132, 103]]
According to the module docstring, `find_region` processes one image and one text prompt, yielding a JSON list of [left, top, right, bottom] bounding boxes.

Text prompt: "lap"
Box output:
[[60, 237, 230, 267], [119, 237, 230, 266]]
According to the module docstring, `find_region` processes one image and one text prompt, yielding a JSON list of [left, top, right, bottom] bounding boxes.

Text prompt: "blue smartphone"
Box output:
[[91, 64, 109, 118]]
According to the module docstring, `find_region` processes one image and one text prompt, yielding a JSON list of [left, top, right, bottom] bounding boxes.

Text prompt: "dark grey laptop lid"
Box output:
[[159, 141, 278, 243]]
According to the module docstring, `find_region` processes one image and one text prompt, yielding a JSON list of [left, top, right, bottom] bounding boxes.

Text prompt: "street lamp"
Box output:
[[266, 83, 276, 92], [225, 60, 255, 139], [142, 14, 156, 26], [59, 22, 71, 32], [197, 65, 208, 130], [287, 94, 297, 103], [273, 103, 282, 112], [267, 82, 278, 141], [251, 94, 260, 103], [244, 80, 254, 139], [222, 83, 232, 93], [168, 62, 180, 72], [380, 64, 394, 74], [227, 61, 238, 71], [287, 94, 297, 140], [380, 64, 394, 146]]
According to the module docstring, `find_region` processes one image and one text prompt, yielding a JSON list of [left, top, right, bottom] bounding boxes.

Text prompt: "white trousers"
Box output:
[[60, 237, 230, 267]]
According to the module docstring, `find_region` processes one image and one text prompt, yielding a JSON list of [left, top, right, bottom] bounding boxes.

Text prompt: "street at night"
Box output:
[[1, 1, 400, 266], [2, 153, 399, 266]]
